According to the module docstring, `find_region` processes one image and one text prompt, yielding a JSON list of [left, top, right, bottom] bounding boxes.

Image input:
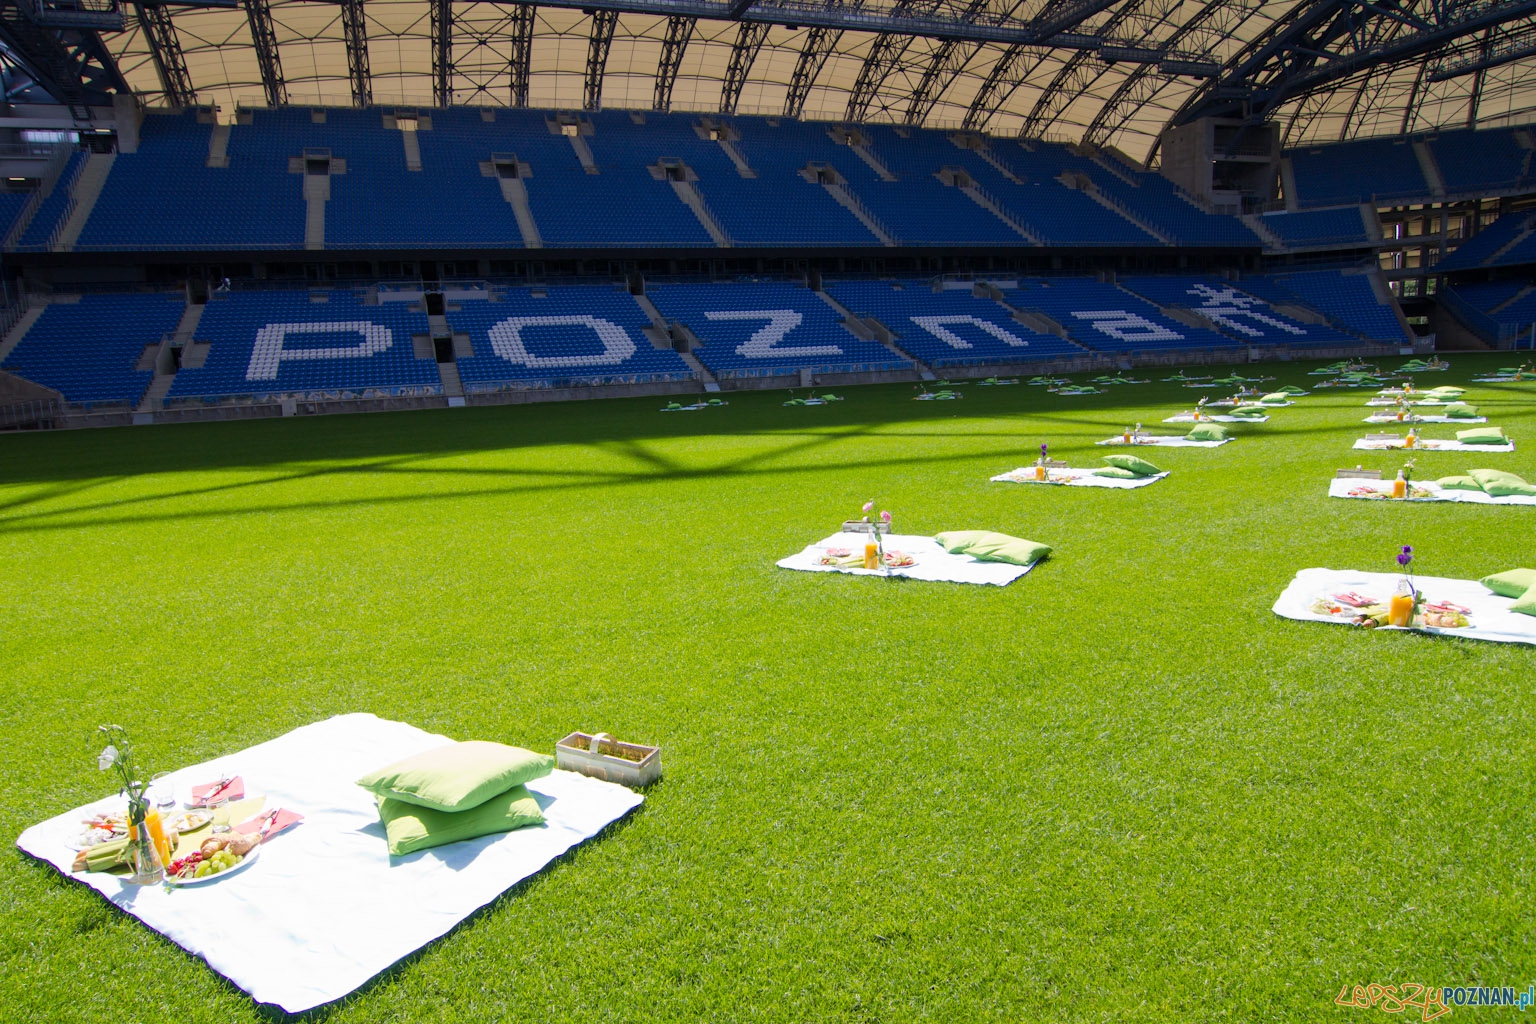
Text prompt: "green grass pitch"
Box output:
[[1, 355, 1533, 1022]]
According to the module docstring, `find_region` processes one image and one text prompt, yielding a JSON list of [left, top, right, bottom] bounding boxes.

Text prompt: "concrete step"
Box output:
[[438, 361, 464, 397], [56, 152, 115, 251], [675, 348, 716, 387], [670, 179, 731, 246], [402, 130, 422, 171], [1241, 214, 1285, 252], [498, 176, 542, 247], [303, 173, 329, 250], [958, 183, 1042, 244], [207, 124, 230, 168], [822, 181, 897, 246], [135, 371, 176, 413]]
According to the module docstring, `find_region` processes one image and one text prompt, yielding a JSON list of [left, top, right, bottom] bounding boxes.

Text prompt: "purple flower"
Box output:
[[1040, 443, 1048, 458], [1397, 545, 1413, 568]]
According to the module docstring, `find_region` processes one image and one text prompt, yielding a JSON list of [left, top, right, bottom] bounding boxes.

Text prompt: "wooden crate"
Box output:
[[556, 732, 661, 788]]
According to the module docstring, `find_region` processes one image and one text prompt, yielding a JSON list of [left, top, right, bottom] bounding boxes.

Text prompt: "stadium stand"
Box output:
[[822, 125, 1023, 246], [1005, 277, 1233, 353], [1287, 137, 1428, 206], [1254, 206, 1374, 249], [1445, 280, 1529, 312], [1241, 270, 1408, 342], [1, 293, 183, 405], [34, 108, 1297, 253], [16, 150, 85, 248], [166, 290, 440, 400], [449, 284, 695, 389], [647, 281, 910, 376], [825, 280, 1082, 366], [1427, 126, 1536, 195], [1432, 211, 1536, 271], [80, 110, 305, 249], [1119, 276, 1354, 346], [0, 188, 34, 240]]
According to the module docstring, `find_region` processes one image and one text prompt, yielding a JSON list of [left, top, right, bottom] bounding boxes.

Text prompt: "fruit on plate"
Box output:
[[882, 550, 915, 567], [167, 832, 260, 880]]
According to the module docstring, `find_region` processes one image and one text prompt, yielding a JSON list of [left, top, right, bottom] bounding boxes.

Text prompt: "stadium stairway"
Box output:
[[1490, 284, 1536, 315], [1412, 140, 1446, 199], [668, 175, 731, 246], [56, 152, 115, 251], [304, 170, 328, 250], [493, 163, 542, 247], [1071, 176, 1172, 244], [136, 300, 204, 412], [0, 303, 46, 362], [815, 288, 936, 375], [816, 175, 897, 246], [940, 171, 1040, 243]]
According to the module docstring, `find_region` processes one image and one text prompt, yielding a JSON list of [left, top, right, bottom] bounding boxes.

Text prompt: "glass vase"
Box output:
[[125, 797, 164, 885]]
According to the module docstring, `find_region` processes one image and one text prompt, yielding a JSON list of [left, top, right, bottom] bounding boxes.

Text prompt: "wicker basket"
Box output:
[[556, 732, 661, 788]]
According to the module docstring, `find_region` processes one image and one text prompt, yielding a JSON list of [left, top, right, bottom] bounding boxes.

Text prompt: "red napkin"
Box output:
[[234, 807, 303, 842], [190, 776, 245, 807]]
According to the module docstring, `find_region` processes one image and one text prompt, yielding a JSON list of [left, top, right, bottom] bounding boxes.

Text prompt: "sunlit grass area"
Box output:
[[2, 355, 1533, 1022]]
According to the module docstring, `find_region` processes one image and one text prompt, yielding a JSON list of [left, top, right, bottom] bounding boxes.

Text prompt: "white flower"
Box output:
[[97, 745, 118, 771]]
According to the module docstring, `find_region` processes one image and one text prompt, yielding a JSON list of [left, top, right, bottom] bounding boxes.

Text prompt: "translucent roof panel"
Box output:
[[97, 0, 1536, 165]]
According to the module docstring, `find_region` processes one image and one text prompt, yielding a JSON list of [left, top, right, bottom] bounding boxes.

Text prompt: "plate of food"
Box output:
[[68, 813, 128, 851], [165, 832, 261, 886], [169, 811, 213, 834], [882, 550, 916, 567]]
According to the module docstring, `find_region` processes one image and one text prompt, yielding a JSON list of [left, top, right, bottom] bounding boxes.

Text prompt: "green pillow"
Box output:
[[1100, 453, 1163, 477], [357, 741, 555, 812], [1092, 466, 1138, 479], [1511, 583, 1536, 618], [1444, 404, 1479, 419], [376, 786, 545, 857], [1279, 385, 1307, 395], [1436, 475, 1484, 491], [934, 530, 1051, 567], [1227, 406, 1265, 419], [1480, 568, 1536, 598], [1427, 385, 1464, 395], [1185, 423, 1230, 442], [1456, 427, 1508, 445], [1259, 392, 1289, 404], [1467, 468, 1536, 497]]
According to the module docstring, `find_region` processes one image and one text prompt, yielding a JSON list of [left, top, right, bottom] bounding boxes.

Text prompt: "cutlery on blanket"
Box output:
[[256, 809, 280, 841]]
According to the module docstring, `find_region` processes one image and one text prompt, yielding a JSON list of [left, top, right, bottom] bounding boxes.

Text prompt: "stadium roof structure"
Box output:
[[2, 0, 1536, 163]]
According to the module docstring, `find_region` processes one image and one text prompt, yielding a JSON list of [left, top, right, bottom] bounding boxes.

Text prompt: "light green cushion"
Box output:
[[1185, 423, 1230, 442], [1468, 468, 1536, 497], [1092, 466, 1138, 479], [1462, 469, 1536, 497], [1259, 392, 1289, 404], [1227, 406, 1265, 418], [357, 741, 554, 812], [935, 530, 1052, 566], [1444, 404, 1479, 419], [1279, 385, 1307, 395], [1480, 568, 1536, 598], [1427, 385, 1465, 395], [1511, 583, 1536, 618], [1436, 475, 1484, 492], [1100, 453, 1163, 477], [376, 786, 545, 857], [1456, 427, 1508, 445]]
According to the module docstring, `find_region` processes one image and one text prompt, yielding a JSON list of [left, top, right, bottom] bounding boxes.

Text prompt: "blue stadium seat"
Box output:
[[1120, 276, 1353, 346], [1, 293, 183, 405], [1256, 206, 1373, 249], [167, 290, 440, 399], [450, 284, 694, 388], [824, 280, 1081, 365], [1005, 278, 1231, 354], [647, 281, 910, 376], [1241, 270, 1407, 342], [1288, 137, 1427, 207]]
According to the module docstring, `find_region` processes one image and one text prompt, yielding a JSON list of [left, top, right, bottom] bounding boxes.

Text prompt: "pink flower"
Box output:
[[879, 510, 891, 524], [862, 500, 874, 513]]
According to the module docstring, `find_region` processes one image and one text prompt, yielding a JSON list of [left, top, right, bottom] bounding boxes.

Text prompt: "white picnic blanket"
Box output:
[[1095, 436, 1230, 448], [16, 714, 644, 1013], [1328, 477, 1536, 505], [1363, 414, 1486, 424], [776, 532, 1036, 586], [991, 467, 1169, 489], [1351, 437, 1515, 453], [1365, 398, 1467, 407], [1163, 413, 1268, 424], [1273, 568, 1536, 645]]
